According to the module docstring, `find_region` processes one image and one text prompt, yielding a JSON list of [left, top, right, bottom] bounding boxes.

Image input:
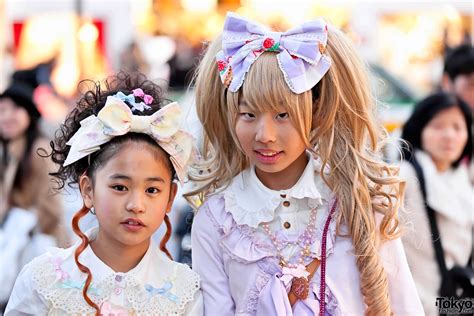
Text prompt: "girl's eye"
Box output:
[[146, 187, 161, 194], [276, 112, 289, 120], [112, 185, 127, 192], [240, 112, 255, 120]]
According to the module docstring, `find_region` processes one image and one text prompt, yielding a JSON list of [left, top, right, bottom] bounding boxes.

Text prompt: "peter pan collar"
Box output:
[[223, 153, 332, 228], [79, 227, 155, 284]]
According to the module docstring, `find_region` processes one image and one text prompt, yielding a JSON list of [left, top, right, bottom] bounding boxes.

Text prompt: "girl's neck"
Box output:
[[433, 160, 451, 172], [7, 135, 27, 161], [90, 233, 150, 273], [255, 152, 309, 190]]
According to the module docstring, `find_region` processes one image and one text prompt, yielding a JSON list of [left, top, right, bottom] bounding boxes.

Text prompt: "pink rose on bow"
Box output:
[[143, 94, 153, 105], [263, 38, 275, 49], [132, 88, 145, 98], [217, 60, 227, 72]]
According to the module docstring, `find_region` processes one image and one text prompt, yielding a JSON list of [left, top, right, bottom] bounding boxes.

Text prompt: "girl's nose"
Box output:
[[126, 192, 145, 213], [255, 116, 277, 143]]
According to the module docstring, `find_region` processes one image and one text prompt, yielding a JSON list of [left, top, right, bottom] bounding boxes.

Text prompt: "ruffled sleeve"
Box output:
[[192, 196, 236, 315]]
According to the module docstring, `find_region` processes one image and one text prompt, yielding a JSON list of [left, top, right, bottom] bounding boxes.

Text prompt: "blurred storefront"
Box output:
[[0, 0, 472, 99]]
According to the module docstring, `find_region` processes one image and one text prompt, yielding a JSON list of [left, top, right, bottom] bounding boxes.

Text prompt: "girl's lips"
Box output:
[[121, 223, 145, 232], [121, 218, 145, 226], [254, 150, 282, 164], [120, 218, 145, 232]]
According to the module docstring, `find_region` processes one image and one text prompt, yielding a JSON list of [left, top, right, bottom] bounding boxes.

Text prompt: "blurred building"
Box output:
[[0, 0, 471, 99]]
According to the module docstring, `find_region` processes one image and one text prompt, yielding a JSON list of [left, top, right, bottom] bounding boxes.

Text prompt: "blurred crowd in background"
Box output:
[[0, 0, 472, 314]]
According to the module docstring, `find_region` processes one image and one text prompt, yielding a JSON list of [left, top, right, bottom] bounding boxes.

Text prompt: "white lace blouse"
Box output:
[[5, 227, 203, 315]]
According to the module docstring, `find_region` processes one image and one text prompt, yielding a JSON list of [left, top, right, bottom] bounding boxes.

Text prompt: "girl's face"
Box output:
[[80, 141, 177, 251], [0, 98, 31, 140], [236, 100, 308, 189], [421, 106, 468, 171]]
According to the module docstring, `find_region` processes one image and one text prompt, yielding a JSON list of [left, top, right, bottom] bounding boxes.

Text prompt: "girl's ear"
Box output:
[[79, 175, 94, 208], [166, 182, 178, 213]]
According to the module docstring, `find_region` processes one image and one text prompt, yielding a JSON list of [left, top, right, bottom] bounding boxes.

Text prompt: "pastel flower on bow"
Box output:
[[280, 264, 310, 286], [114, 91, 151, 113], [132, 88, 154, 105], [145, 282, 180, 303], [132, 88, 145, 98], [51, 257, 69, 282], [215, 12, 331, 94], [63, 96, 196, 184]]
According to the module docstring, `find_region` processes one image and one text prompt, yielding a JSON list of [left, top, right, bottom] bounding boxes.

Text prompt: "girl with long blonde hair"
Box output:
[[187, 12, 423, 315]]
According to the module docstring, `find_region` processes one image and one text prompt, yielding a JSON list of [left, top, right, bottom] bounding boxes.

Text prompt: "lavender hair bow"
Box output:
[[216, 12, 331, 94]]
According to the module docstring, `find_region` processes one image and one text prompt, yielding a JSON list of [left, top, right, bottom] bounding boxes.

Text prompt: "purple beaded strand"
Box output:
[[319, 199, 337, 316]]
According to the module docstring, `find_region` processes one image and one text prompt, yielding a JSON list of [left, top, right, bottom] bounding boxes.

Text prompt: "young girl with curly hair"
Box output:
[[187, 12, 423, 315], [6, 73, 202, 315]]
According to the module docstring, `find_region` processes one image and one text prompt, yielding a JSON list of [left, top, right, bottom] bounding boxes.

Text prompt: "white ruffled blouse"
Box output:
[[192, 154, 424, 315], [5, 227, 203, 316]]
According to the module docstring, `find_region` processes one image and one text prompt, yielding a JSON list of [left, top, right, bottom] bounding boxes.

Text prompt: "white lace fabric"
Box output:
[[24, 232, 200, 315]]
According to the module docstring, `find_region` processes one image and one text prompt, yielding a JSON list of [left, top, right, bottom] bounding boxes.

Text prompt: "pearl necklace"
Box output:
[[261, 207, 318, 268], [261, 199, 337, 312]]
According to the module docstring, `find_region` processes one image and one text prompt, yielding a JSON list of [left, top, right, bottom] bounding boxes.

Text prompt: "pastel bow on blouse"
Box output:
[[145, 282, 179, 303], [64, 96, 196, 184], [280, 264, 310, 286], [51, 257, 69, 282], [216, 12, 331, 94], [100, 302, 129, 316]]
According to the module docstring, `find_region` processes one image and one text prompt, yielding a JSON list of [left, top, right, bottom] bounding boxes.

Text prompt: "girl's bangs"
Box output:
[[241, 53, 301, 114]]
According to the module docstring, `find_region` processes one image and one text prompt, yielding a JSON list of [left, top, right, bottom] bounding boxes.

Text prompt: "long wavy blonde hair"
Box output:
[[186, 25, 404, 315]]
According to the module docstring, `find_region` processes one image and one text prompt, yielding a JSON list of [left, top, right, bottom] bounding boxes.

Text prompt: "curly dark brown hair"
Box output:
[[49, 72, 177, 315], [49, 71, 176, 189]]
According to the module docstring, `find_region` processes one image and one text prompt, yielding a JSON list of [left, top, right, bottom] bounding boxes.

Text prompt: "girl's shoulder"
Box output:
[[136, 243, 201, 314], [23, 244, 78, 287], [148, 244, 201, 295]]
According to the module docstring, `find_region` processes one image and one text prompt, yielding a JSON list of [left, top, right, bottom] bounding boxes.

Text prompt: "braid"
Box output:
[[72, 205, 100, 315], [160, 214, 173, 260]]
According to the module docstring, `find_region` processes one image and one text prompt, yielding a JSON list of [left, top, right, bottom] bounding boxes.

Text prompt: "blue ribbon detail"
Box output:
[[145, 282, 179, 303]]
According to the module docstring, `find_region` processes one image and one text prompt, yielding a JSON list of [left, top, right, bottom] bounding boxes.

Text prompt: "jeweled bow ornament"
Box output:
[[64, 95, 196, 184], [216, 12, 331, 94]]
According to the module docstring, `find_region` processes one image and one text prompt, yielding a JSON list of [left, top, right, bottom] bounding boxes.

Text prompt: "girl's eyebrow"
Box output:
[[109, 174, 165, 183]]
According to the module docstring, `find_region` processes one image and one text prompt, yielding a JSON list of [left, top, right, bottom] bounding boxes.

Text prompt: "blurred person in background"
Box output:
[[441, 44, 474, 110], [441, 43, 474, 184], [119, 41, 150, 76], [0, 81, 68, 311], [399, 92, 473, 315]]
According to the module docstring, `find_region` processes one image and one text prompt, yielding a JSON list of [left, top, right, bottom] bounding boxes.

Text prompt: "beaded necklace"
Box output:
[[261, 199, 337, 314]]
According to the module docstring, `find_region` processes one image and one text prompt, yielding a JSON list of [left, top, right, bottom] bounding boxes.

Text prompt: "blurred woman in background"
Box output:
[[400, 92, 473, 315], [0, 81, 67, 310]]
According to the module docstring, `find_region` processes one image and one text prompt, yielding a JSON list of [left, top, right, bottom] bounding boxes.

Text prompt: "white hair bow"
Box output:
[[64, 96, 196, 184]]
